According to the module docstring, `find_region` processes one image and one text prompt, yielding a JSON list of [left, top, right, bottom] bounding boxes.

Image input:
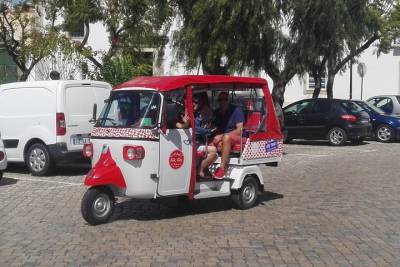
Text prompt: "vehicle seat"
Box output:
[[244, 111, 261, 133]]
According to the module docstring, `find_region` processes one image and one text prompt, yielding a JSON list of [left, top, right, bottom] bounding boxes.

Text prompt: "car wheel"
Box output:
[[328, 127, 347, 146], [81, 187, 115, 225], [375, 125, 394, 143], [26, 143, 54, 176], [232, 176, 259, 209]]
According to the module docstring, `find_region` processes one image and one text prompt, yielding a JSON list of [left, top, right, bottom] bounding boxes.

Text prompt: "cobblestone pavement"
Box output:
[[0, 141, 400, 266]]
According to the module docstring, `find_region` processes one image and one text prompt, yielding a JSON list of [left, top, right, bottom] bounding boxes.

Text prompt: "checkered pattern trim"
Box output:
[[242, 139, 283, 160], [91, 127, 159, 140]]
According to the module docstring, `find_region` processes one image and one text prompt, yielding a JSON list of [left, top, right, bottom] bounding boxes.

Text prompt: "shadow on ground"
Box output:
[[0, 177, 18, 186], [286, 139, 370, 147], [112, 191, 283, 222], [5, 161, 91, 176]]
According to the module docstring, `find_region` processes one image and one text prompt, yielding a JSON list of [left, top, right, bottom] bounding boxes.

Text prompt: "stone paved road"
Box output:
[[0, 141, 399, 266]]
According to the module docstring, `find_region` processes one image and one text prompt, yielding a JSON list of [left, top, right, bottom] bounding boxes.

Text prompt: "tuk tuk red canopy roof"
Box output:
[[113, 75, 267, 91]]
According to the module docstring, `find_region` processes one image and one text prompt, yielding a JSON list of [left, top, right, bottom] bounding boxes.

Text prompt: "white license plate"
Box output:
[[72, 137, 90, 145]]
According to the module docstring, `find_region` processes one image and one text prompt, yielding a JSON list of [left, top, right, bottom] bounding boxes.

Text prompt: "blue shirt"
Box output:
[[194, 112, 212, 137], [215, 105, 245, 133]]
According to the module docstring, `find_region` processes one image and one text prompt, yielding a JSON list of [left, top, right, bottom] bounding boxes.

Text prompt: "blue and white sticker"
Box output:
[[265, 140, 278, 153]]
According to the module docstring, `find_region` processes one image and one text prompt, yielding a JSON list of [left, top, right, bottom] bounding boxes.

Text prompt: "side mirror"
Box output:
[[89, 103, 97, 124]]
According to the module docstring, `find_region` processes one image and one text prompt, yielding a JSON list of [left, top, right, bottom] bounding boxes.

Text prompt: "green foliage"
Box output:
[[98, 55, 152, 86], [0, 0, 65, 80]]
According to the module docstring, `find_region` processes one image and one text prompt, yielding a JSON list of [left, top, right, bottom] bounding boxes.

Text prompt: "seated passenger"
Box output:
[[212, 92, 245, 179], [176, 98, 218, 179]]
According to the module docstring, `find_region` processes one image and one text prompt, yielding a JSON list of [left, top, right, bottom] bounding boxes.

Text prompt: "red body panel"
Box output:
[[84, 147, 126, 189]]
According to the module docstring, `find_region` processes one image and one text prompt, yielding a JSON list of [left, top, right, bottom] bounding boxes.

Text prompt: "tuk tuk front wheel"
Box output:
[[232, 176, 259, 209], [81, 187, 115, 225]]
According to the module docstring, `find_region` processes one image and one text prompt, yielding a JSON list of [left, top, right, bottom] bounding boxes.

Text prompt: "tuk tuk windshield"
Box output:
[[96, 91, 161, 128]]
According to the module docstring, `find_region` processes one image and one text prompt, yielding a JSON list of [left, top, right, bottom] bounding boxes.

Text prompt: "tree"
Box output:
[[173, 0, 304, 105], [0, 0, 61, 81], [289, 0, 397, 98], [98, 55, 152, 86]]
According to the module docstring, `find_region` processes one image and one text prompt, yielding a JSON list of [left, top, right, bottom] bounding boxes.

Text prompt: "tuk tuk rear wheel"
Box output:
[[81, 187, 115, 225], [232, 176, 259, 209]]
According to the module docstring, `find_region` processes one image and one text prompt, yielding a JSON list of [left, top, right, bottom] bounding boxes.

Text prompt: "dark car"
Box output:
[[283, 98, 372, 145], [354, 100, 400, 142]]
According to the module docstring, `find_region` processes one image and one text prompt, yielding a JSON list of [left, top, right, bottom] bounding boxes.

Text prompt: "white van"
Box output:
[[0, 80, 111, 176], [0, 133, 7, 181]]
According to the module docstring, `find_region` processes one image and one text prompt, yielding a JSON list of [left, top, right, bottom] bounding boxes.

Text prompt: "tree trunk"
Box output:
[[19, 71, 30, 81], [312, 71, 322, 98], [326, 70, 335, 99], [271, 80, 286, 106]]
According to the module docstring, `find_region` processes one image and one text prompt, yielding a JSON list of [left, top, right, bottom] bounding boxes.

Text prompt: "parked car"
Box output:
[[0, 80, 111, 176], [367, 95, 400, 115], [0, 133, 7, 181], [353, 100, 400, 142], [283, 98, 372, 145]]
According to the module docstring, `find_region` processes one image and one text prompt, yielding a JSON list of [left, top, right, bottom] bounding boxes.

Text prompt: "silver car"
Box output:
[[367, 95, 400, 115], [0, 133, 7, 181]]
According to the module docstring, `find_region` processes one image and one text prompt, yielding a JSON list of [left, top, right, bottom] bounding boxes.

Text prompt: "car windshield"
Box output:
[[96, 91, 161, 128], [356, 101, 386, 115], [397, 96, 400, 104]]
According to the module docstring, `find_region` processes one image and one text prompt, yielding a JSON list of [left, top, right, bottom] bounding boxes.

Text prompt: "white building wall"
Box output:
[[283, 47, 400, 105]]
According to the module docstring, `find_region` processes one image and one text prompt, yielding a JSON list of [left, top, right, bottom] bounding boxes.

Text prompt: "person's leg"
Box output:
[[199, 146, 218, 178], [214, 134, 242, 179], [220, 134, 232, 170]]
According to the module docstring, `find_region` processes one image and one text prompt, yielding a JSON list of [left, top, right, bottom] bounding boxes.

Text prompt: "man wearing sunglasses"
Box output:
[[212, 92, 245, 179]]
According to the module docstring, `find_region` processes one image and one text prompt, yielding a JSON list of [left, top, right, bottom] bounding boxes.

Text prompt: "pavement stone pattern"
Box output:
[[0, 141, 399, 266]]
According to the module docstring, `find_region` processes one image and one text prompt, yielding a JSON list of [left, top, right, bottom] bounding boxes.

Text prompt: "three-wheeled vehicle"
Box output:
[[81, 75, 283, 225]]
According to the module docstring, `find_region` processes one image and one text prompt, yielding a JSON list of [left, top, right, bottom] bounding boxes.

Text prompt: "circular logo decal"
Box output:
[[169, 150, 184, 169]]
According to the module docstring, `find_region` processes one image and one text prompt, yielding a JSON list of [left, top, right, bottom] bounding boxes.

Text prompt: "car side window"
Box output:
[[284, 101, 314, 115], [375, 98, 393, 113], [312, 101, 331, 113]]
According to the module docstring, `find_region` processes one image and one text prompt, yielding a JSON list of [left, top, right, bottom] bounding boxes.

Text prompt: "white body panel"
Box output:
[[91, 138, 160, 199], [0, 136, 7, 171], [0, 80, 111, 162], [158, 129, 193, 196], [227, 165, 264, 190]]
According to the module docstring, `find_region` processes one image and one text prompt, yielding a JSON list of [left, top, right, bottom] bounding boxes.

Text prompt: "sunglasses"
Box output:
[[193, 100, 199, 104]]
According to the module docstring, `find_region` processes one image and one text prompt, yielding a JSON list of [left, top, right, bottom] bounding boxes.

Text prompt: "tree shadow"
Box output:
[[112, 191, 283, 223], [0, 177, 18, 186]]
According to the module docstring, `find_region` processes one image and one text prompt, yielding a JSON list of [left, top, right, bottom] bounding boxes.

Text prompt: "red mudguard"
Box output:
[[84, 147, 126, 189]]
